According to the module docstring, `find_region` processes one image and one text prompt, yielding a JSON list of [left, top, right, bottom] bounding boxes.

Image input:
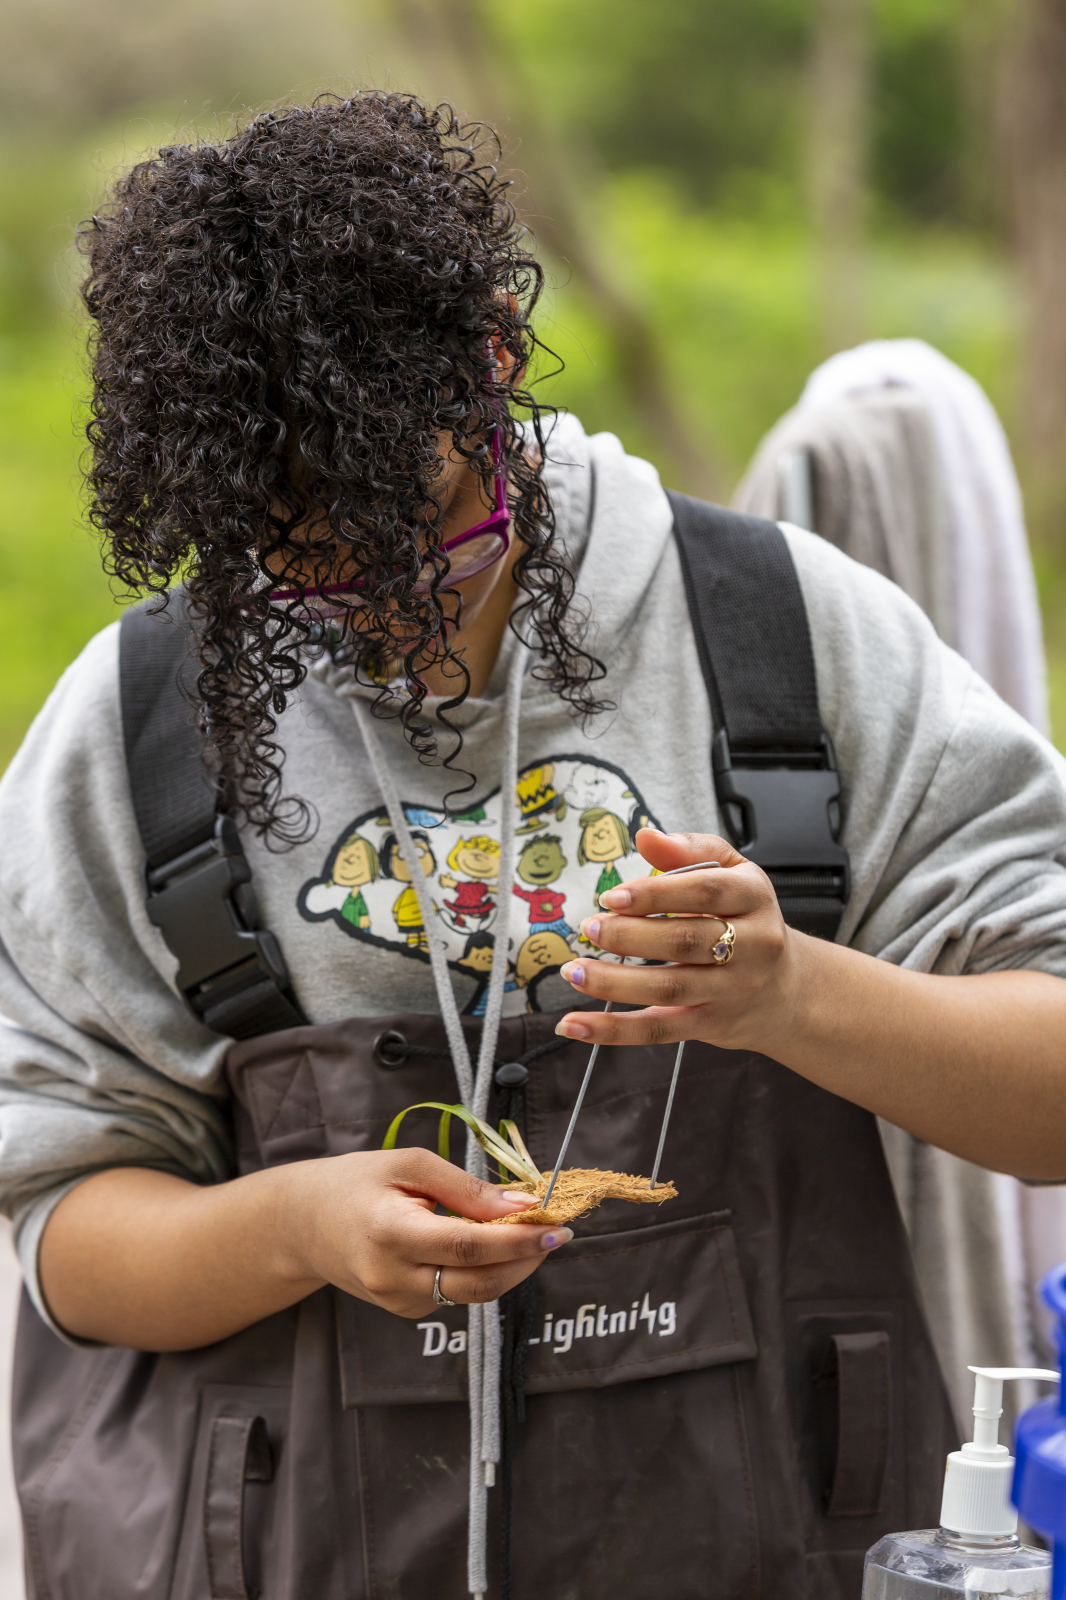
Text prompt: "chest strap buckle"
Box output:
[[712, 729, 850, 941], [145, 815, 306, 1038]]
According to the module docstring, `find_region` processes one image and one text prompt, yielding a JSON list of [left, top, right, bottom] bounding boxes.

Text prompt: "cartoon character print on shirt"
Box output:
[[513, 833, 572, 942], [439, 836, 499, 933], [516, 764, 567, 832], [380, 831, 436, 951], [562, 762, 609, 813], [457, 933, 520, 1018], [297, 755, 662, 1015], [330, 831, 380, 930]]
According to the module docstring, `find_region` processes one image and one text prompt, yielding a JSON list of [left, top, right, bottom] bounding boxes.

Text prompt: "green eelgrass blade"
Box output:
[[499, 1118, 537, 1176], [455, 1106, 541, 1183], [382, 1101, 457, 1152], [381, 1101, 540, 1185], [492, 1123, 513, 1183], [466, 1116, 541, 1184]]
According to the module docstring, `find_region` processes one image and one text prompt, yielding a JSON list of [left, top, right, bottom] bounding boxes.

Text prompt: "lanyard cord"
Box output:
[[349, 636, 530, 1600], [350, 698, 475, 1103]]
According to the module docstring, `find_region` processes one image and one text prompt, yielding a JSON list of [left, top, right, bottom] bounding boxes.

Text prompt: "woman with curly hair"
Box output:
[[4, 88, 1066, 1600]]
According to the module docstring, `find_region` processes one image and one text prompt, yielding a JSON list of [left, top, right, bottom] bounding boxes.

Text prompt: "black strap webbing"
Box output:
[[669, 493, 850, 940], [119, 592, 217, 868], [669, 493, 823, 752], [119, 595, 306, 1040]]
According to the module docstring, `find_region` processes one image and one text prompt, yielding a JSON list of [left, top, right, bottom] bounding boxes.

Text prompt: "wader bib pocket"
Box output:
[[341, 1209, 763, 1600], [337, 1209, 756, 1405]]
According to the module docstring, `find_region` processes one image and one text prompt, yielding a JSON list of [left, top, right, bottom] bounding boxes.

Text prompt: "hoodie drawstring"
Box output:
[[350, 637, 530, 1600]]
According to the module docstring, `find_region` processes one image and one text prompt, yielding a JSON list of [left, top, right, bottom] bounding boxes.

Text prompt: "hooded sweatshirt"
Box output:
[[2, 413, 1066, 1333]]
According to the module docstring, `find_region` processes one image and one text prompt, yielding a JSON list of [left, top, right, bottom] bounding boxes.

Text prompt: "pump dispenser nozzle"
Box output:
[[939, 1367, 1059, 1538], [863, 1364, 1057, 1600]]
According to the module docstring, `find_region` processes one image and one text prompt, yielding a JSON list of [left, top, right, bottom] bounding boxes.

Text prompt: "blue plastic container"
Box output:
[[1013, 1264, 1066, 1600]]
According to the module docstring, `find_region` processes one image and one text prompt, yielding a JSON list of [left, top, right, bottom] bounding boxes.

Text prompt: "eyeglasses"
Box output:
[[266, 430, 511, 623]]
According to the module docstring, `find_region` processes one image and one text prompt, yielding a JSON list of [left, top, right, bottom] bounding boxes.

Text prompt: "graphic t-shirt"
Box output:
[[298, 755, 660, 1016]]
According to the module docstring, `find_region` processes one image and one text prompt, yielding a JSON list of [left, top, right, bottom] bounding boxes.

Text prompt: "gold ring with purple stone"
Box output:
[[710, 918, 736, 965]]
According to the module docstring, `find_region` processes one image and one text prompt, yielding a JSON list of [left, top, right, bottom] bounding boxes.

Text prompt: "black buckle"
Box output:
[[713, 729, 850, 939], [145, 815, 297, 1026]]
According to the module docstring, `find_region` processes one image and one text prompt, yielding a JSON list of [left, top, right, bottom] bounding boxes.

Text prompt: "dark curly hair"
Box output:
[[79, 91, 605, 842]]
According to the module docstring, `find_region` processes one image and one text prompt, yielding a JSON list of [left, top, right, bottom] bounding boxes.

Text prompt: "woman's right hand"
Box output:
[[283, 1149, 569, 1318], [40, 1154, 569, 1352]]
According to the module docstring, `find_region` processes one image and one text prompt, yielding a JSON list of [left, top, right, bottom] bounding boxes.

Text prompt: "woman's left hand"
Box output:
[[555, 828, 808, 1056], [555, 827, 1066, 1184]]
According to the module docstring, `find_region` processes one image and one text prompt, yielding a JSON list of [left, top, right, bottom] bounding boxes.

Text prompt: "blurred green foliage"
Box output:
[[496, 0, 989, 225], [0, 333, 114, 765], [0, 0, 1060, 771], [495, 0, 811, 206], [531, 173, 1018, 485]]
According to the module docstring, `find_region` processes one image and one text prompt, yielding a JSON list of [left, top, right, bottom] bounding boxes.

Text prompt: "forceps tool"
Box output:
[[540, 858, 722, 1213]]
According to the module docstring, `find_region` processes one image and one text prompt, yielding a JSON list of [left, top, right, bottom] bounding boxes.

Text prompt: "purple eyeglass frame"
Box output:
[[266, 429, 511, 608]]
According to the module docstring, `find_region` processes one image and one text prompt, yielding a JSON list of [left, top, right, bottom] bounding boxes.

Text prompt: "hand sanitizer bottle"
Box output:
[[863, 1367, 1058, 1600]]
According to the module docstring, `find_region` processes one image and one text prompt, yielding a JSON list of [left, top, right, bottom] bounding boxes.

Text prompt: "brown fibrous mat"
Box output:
[[484, 1169, 678, 1227]]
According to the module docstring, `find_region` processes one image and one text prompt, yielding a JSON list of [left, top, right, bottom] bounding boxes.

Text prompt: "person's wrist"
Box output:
[[752, 923, 823, 1061], [257, 1159, 332, 1294]]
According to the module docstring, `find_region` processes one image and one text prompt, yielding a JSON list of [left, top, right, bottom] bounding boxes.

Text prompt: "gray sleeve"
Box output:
[[0, 624, 233, 1332], [784, 524, 1066, 978]]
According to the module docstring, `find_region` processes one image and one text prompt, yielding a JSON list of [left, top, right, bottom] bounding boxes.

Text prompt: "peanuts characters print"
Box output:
[[298, 755, 661, 1014]]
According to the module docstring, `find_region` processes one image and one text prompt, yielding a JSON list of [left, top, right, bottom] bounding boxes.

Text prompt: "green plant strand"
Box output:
[[499, 1118, 537, 1173], [381, 1101, 541, 1186]]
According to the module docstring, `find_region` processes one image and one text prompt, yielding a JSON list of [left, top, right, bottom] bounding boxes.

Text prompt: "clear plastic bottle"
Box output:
[[862, 1368, 1057, 1600], [863, 1526, 1050, 1600]]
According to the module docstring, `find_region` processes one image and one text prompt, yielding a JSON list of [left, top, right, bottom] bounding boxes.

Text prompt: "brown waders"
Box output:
[[12, 1008, 957, 1600]]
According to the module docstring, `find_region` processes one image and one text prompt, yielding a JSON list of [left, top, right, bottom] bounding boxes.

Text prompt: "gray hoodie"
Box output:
[[2, 414, 1066, 1329]]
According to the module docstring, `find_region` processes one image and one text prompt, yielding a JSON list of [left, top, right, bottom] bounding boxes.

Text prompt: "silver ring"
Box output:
[[710, 918, 736, 965], [432, 1267, 457, 1308]]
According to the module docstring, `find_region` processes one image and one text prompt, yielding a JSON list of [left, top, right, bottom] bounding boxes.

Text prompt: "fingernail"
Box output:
[[500, 1191, 538, 1207], [555, 1019, 591, 1039], [583, 918, 601, 942], [541, 1228, 574, 1249], [599, 889, 631, 909], [560, 962, 585, 986]]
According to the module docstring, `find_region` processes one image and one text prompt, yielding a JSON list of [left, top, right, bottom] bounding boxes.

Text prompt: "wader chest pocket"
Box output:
[[336, 1209, 756, 1406]]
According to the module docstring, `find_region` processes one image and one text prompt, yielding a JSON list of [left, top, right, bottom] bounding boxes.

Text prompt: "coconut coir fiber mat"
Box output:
[[486, 1169, 677, 1227]]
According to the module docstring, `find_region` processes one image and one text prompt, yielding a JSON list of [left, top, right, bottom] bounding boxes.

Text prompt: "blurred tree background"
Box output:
[[1, 0, 1065, 765]]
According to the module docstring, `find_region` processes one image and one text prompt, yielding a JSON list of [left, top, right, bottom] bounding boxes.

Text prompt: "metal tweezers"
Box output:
[[540, 859, 722, 1213]]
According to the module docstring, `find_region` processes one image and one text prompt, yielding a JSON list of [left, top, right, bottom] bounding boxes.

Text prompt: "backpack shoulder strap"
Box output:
[[119, 590, 217, 865], [668, 492, 850, 940], [119, 594, 306, 1039]]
